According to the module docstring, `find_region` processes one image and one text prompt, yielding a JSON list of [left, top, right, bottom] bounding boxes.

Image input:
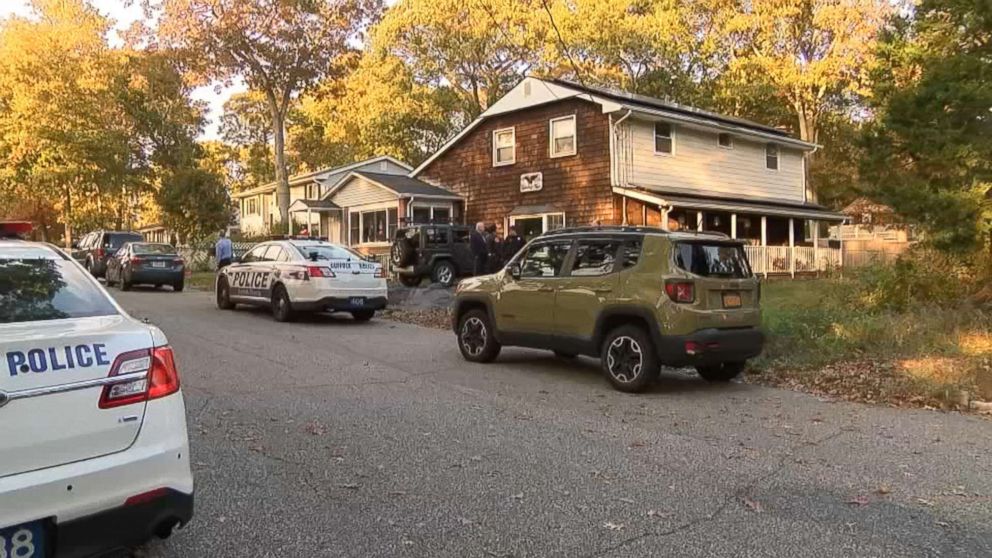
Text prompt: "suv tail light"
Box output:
[[664, 280, 695, 303], [99, 346, 181, 409], [305, 266, 335, 279], [130, 256, 145, 264]]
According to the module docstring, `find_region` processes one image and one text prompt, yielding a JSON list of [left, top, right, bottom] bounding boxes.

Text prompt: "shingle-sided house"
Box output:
[[412, 77, 848, 274]]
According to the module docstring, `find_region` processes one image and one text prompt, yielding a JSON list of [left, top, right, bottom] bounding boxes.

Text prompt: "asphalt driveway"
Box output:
[[110, 288, 992, 557]]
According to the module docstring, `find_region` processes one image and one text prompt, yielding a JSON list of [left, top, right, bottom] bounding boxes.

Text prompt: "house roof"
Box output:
[[412, 77, 814, 177], [842, 197, 894, 216], [232, 156, 412, 199], [548, 79, 789, 138], [288, 199, 341, 212], [325, 171, 462, 201]]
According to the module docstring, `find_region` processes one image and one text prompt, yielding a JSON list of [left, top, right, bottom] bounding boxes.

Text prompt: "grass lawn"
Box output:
[[753, 278, 992, 410], [187, 271, 216, 291]]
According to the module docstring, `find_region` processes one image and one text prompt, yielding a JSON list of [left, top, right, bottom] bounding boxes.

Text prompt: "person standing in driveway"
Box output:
[[502, 226, 525, 263], [215, 230, 233, 270], [470, 222, 488, 276]]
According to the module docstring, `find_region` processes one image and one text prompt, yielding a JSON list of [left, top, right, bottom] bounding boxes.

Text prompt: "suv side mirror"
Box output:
[[508, 262, 521, 279]]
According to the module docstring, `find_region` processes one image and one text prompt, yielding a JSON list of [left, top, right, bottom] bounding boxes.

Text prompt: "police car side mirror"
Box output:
[[508, 262, 521, 280]]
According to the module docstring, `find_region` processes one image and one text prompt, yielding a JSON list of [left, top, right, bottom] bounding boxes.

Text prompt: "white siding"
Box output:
[[329, 177, 396, 207], [627, 119, 806, 204]]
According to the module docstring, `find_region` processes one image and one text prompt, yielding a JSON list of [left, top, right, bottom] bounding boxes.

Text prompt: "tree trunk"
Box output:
[[269, 102, 290, 226], [63, 185, 73, 249], [795, 104, 819, 203]]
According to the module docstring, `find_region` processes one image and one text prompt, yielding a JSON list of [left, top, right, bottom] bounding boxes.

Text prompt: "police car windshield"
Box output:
[[1, 254, 117, 323], [293, 244, 364, 261]]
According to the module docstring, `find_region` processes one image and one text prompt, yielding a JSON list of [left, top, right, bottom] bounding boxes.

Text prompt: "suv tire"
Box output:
[[173, 279, 185, 292], [391, 237, 415, 267], [216, 277, 235, 310], [272, 285, 294, 322], [432, 260, 456, 287], [398, 274, 422, 288], [457, 309, 501, 363], [696, 362, 746, 382], [600, 325, 660, 393]]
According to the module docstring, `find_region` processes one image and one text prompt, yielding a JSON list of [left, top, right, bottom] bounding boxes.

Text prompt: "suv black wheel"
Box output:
[[696, 362, 746, 382], [457, 309, 501, 363], [216, 277, 235, 309], [432, 260, 456, 287], [398, 274, 422, 288], [351, 309, 375, 322], [271, 285, 294, 322], [600, 325, 660, 393], [391, 237, 415, 267]]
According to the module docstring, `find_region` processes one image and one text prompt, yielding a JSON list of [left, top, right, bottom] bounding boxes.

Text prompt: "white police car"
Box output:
[[0, 223, 194, 557], [216, 238, 388, 322]]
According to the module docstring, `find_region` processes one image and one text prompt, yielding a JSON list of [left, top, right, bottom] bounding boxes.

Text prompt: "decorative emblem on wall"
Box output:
[[520, 172, 543, 193]]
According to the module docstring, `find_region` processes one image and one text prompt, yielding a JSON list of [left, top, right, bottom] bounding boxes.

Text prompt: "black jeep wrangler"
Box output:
[[390, 224, 475, 287]]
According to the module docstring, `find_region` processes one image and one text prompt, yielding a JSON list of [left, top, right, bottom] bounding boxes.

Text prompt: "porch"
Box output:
[[613, 187, 848, 276]]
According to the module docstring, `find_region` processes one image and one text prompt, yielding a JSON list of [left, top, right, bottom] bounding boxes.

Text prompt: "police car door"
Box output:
[[227, 244, 275, 303], [0, 247, 156, 477]]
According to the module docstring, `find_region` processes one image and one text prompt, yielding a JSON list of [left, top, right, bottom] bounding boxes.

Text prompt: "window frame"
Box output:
[[654, 122, 675, 156], [549, 115, 577, 158], [492, 127, 516, 166], [567, 238, 622, 277], [765, 143, 779, 171], [717, 132, 734, 149], [349, 204, 400, 246], [517, 239, 574, 279], [508, 212, 567, 236]]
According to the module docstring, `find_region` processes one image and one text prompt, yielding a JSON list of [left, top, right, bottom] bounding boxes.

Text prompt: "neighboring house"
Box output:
[[232, 156, 412, 237], [831, 197, 914, 267], [321, 171, 463, 254], [413, 77, 847, 274], [136, 223, 173, 244]]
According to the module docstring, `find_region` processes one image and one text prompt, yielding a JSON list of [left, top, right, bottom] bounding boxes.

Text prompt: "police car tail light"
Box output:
[[375, 266, 386, 278], [98, 346, 180, 409], [306, 266, 335, 279]]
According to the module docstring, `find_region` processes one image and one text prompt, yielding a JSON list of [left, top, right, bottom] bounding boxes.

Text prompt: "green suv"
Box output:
[[452, 226, 763, 392]]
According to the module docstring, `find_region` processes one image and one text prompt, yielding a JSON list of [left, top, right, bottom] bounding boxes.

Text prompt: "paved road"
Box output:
[[112, 288, 992, 558]]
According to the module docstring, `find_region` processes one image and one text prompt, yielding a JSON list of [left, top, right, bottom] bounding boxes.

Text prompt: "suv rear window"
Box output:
[[1, 255, 118, 323], [673, 242, 751, 278], [104, 233, 142, 251]]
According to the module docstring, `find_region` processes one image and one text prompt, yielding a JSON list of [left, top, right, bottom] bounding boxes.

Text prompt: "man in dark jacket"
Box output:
[[470, 221, 488, 275], [502, 226, 525, 263]]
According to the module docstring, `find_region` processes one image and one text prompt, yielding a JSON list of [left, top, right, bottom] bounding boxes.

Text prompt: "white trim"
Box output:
[[610, 186, 846, 221], [549, 115, 577, 158], [492, 127, 515, 166], [346, 203, 400, 246], [653, 121, 675, 156], [718, 132, 734, 149], [509, 212, 567, 234], [233, 156, 412, 200]]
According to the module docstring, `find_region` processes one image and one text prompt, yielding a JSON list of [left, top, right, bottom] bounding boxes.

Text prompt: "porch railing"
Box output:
[[744, 246, 842, 276]]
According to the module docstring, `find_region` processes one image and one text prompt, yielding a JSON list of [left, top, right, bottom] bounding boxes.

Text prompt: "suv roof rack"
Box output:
[[541, 225, 731, 239]]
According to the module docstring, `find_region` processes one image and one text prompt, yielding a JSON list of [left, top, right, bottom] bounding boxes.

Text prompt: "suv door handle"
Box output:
[[537, 286, 555, 292], [593, 287, 613, 293]]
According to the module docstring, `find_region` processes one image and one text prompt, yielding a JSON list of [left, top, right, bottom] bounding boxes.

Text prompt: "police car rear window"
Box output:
[[0, 258, 117, 323], [294, 244, 364, 261]]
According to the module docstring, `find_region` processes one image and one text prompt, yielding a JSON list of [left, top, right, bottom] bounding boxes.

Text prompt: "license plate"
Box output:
[[152, 261, 166, 268], [349, 297, 366, 307], [722, 292, 742, 308], [1, 520, 46, 558]]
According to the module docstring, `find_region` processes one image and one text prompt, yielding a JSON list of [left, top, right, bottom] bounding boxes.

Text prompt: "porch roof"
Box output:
[[288, 199, 341, 212], [613, 187, 848, 222]]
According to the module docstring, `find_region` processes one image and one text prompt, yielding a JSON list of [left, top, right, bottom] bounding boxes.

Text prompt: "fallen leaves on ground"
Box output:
[[740, 496, 764, 513], [603, 522, 625, 531], [380, 308, 451, 330], [847, 494, 871, 507]]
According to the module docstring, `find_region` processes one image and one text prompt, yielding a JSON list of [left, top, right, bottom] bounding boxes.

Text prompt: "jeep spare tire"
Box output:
[[391, 237, 414, 267]]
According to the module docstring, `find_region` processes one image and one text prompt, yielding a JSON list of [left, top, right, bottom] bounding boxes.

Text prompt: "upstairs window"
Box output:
[[766, 143, 779, 170], [718, 133, 733, 149], [493, 128, 515, 166], [654, 122, 674, 155], [549, 115, 576, 157]]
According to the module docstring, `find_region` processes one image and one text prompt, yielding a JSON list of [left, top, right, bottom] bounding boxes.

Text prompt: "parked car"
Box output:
[[0, 222, 194, 557], [216, 238, 388, 322], [451, 226, 764, 392], [390, 224, 475, 287], [106, 242, 186, 292], [72, 230, 143, 278]]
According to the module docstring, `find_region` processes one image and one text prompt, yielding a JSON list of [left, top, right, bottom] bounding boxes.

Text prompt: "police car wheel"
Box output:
[[272, 285, 294, 322], [216, 278, 235, 310], [351, 309, 375, 322]]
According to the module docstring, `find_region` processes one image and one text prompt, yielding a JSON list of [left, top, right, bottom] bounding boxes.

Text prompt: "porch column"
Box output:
[[760, 216, 768, 278], [697, 211, 704, 232], [622, 196, 628, 225], [289, 212, 294, 235], [661, 206, 670, 231], [307, 208, 313, 236], [788, 217, 795, 278], [731, 213, 737, 239], [812, 219, 820, 272]]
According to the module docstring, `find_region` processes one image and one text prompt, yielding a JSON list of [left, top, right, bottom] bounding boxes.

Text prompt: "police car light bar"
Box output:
[[269, 234, 328, 241], [0, 221, 32, 239]]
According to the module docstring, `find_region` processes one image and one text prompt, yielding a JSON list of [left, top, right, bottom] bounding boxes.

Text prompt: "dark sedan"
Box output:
[[106, 242, 186, 291]]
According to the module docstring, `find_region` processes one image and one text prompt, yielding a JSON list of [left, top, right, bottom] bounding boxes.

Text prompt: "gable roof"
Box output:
[[411, 77, 815, 177], [232, 155, 412, 199], [325, 171, 463, 201]]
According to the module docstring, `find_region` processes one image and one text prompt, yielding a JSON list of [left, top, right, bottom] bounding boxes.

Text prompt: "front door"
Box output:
[[513, 217, 543, 241], [495, 239, 572, 335]]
